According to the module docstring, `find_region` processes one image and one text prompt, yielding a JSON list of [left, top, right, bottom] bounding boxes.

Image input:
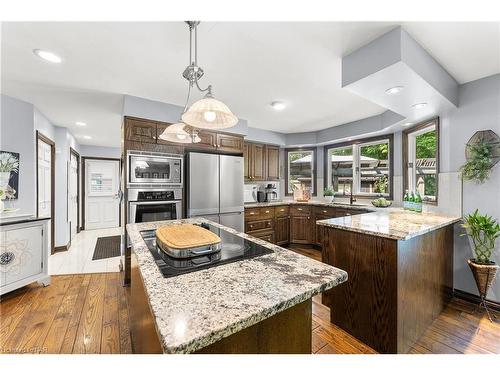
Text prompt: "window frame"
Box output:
[[323, 134, 394, 199], [402, 118, 440, 205], [285, 147, 317, 196]]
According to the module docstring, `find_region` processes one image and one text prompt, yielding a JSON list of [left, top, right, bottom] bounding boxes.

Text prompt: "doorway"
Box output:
[[68, 148, 80, 245], [82, 157, 121, 230], [36, 131, 55, 254]]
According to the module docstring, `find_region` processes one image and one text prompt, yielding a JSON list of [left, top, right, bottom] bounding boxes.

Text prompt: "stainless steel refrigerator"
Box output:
[[187, 152, 244, 232]]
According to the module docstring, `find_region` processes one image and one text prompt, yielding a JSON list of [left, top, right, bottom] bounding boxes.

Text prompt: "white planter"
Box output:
[[323, 195, 334, 203], [0, 172, 11, 189]]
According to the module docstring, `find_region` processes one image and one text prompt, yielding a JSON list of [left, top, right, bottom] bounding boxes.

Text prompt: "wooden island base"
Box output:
[[130, 253, 312, 354], [321, 225, 454, 354]]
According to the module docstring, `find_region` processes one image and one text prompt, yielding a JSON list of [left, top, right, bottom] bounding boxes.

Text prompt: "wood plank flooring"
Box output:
[[1, 246, 499, 354], [0, 273, 131, 354]]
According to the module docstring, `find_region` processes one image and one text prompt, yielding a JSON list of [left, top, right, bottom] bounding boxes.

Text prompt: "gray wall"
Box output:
[[80, 145, 121, 159], [441, 74, 500, 301], [0, 95, 36, 214]]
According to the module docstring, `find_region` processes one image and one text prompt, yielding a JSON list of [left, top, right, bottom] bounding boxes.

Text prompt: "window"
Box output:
[[285, 148, 316, 195], [324, 135, 393, 198], [403, 118, 439, 204]]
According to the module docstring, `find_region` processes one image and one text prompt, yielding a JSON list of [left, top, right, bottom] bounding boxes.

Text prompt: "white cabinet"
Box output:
[[0, 219, 50, 295]]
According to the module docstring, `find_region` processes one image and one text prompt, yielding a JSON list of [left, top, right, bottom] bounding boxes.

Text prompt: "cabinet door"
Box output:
[[251, 143, 267, 181], [266, 146, 280, 180], [243, 143, 251, 180], [3, 225, 43, 285], [125, 118, 158, 144], [275, 216, 290, 246], [217, 134, 244, 153], [290, 216, 312, 244]]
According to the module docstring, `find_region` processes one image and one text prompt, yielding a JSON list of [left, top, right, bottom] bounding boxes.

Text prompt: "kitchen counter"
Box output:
[[126, 218, 347, 354], [244, 200, 375, 210], [317, 208, 461, 240], [0, 213, 49, 226]]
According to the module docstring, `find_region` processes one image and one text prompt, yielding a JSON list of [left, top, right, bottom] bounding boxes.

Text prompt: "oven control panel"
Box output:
[[137, 191, 175, 201]]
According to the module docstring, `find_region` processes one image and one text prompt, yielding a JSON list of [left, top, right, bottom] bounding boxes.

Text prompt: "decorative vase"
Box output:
[[0, 172, 10, 189], [467, 259, 499, 321]]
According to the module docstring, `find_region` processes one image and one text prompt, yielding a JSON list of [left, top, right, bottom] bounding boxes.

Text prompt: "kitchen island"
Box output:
[[317, 208, 461, 354], [126, 218, 347, 354]]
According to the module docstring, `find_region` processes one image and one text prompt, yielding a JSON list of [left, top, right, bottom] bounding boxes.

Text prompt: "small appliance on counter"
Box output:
[[244, 184, 258, 203], [257, 191, 266, 203], [140, 222, 273, 278], [265, 183, 278, 202]]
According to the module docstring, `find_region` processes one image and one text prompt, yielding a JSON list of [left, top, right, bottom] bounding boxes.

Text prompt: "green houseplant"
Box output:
[[460, 143, 494, 183], [461, 209, 500, 321], [323, 187, 335, 203]]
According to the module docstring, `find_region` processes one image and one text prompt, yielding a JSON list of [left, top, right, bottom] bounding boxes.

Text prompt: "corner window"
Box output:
[[285, 148, 316, 195], [325, 135, 393, 198], [403, 118, 439, 203]]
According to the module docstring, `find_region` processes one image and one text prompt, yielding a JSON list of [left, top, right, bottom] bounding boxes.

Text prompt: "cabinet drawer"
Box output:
[[260, 207, 275, 220], [247, 229, 275, 243], [245, 208, 262, 219], [246, 219, 273, 232], [290, 205, 312, 216], [315, 206, 336, 217], [274, 205, 289, 218]]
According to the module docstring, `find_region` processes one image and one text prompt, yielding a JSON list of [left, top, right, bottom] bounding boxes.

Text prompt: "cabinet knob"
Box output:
[[323, 210, 327, 213], [280, 209, 284, 212], [265, 210, 270, 213], [0, 251, 15, 266], [250, 224, 254, 228], [308, 216, 310, 220], [298, 208, 303, 211], [250, 212, 255, 215]]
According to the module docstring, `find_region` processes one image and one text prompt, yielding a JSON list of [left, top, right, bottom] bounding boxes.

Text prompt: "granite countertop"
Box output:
[[244, 200, 375, 210], [126, 218, 347, 354], [316, 208, 461, 240]]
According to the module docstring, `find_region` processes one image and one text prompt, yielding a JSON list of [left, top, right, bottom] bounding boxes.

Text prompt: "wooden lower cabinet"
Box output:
[[274, 215, 290, 245], [248, 230, 275, 243], [289, 216, 313, 244]]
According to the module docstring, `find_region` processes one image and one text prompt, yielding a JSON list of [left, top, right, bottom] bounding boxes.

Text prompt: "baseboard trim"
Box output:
[[54, 243, 69, 253], [453, 289, 500, 312]]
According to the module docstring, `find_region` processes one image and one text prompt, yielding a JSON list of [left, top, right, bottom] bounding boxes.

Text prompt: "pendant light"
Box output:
[[180, 21, 238, 130], [158, 122, 201, 144]]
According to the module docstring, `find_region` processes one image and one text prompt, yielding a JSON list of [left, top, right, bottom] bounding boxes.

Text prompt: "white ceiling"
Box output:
[[1, 22, 499, 147]]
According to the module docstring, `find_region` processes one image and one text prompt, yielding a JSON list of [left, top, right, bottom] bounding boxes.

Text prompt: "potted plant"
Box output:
[[460, 143, 494, 183], [323, 187, 335, 203], [461, 209, 500, 321], [0, 152, 19, 189]]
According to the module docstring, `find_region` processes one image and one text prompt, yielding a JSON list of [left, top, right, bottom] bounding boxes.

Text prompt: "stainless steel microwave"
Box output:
[[127, 151, 183, 186]]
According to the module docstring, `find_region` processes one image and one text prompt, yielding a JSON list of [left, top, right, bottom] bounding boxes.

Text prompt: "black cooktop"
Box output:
[[140, 223, 274, 278]]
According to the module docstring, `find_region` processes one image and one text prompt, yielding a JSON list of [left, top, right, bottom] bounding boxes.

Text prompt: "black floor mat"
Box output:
[[92, 235, 121, 261]]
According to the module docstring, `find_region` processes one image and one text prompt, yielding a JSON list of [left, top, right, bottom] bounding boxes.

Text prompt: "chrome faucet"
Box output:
[[349, 181, 356, 205]]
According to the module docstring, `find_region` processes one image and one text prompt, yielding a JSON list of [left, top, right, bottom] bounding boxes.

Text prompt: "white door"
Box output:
[[37, 140, 51, 218], [85, 159, 120, 230], [69, 153, 79, 239]]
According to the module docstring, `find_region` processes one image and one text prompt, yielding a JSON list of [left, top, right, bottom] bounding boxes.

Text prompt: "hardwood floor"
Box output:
[[292, 245, 500, 354], [0, 273, 131, 354], [1, 248, 499, 354]]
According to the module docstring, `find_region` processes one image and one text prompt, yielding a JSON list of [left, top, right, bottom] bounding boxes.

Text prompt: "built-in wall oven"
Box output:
[[128, 188, 183, 224], [127, 151, 183, 186]]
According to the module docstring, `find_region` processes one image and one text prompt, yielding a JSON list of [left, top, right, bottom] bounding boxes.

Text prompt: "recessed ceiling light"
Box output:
[[271, 101, 286, 111], [83, 135, 92, 140], [385, 86, 404, 95], [76, 121, 86, 127], [412, 102, 427, 109], [33, 49, 62, 63], [403, 122, 412, 126]]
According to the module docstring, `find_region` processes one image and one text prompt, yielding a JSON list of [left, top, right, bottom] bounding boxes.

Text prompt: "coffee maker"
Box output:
[[265, 184, 278, 202]]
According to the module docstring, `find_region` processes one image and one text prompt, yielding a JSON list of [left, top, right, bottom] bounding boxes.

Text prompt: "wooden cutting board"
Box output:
[[156, 224, 221, 250]]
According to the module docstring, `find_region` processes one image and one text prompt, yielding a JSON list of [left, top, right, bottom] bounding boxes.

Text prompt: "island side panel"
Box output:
[[130, 251, 163, 354], [322, 227, 398, 353], [397, 225, 454, 353], [195, 299, 312, 354]]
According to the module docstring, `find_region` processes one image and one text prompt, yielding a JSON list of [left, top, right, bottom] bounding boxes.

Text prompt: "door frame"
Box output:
[[69, 148, 81, 239], [36, 131, 56, 254], [81, 156, 122, 230]]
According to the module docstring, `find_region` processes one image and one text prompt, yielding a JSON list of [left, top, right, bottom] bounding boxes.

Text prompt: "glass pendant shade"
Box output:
[[181, 96, 238, 130], [159, 122, 198, 144]]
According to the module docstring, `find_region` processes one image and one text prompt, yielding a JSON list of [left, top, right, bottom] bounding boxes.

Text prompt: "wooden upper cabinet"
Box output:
[[216, 133, 244, 153], [266, 146, 280, 180], [188, 130, 217, 150], [125, 118, 158, 144], [251, 143, 267, 181]]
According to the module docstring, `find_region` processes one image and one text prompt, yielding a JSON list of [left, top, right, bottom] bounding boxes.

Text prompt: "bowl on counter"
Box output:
[[371, 198, 392, 208]]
